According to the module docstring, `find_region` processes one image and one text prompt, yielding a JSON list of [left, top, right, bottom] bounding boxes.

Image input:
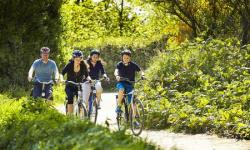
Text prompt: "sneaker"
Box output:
[[115, 106, 122, 113]]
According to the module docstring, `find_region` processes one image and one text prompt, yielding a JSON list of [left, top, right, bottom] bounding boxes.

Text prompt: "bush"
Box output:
[[0, 95, 157, 149], [138, 38, 250, 139]]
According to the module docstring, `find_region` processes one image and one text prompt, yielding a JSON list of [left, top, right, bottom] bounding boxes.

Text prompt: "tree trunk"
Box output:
[[241, 16, 250, 46], [119, 0, 124, 36]]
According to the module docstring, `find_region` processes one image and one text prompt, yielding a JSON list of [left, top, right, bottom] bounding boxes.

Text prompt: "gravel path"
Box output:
[[56, 93, 250, 150]]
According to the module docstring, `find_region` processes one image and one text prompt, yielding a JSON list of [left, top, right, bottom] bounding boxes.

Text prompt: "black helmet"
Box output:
[[121, 49, 131, 56], [90, 49, 100, 56], [40, 47, 50, 54], [72, 50, 83, 58]]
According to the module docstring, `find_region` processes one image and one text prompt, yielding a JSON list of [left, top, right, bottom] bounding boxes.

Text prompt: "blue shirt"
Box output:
[[30, 59, 58, 82]]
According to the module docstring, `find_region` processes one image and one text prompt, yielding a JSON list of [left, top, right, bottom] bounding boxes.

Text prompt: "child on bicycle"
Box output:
[[86, 49, 109, 109], [114, 49, 144, 114]]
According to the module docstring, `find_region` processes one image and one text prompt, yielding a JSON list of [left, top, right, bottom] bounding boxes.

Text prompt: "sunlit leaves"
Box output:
[[139, 39, 250, 139]]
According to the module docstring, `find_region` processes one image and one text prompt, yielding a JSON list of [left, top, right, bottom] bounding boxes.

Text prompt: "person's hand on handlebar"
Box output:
[[103, 74, 110, 82], [54, 79, 59, 84], [141, 75, 146, 80], [28, 76, 32, 82], [115, 75, 120, 81], [87, 76, 92, 83]]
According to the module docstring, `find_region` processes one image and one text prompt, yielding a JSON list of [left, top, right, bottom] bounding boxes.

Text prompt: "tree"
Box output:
[[224, 0, 250, 45], [0, 0, 63, 89], [142, 0, 250, 44]]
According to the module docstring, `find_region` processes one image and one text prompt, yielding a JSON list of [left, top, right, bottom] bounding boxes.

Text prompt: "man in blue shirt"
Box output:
[[114, 49, 144, 113], [28, 47, 59, 99]]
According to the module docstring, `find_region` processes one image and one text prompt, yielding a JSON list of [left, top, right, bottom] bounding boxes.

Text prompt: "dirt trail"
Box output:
[[56, 93, 250, 150]]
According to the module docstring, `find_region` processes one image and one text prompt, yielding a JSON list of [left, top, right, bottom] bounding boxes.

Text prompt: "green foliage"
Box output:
[[139, 38, 250, 139], [53, 84, 67, 105], [59, 0, 170, 62], [0, 95, 157, 149], [142, 0, 250, 45]]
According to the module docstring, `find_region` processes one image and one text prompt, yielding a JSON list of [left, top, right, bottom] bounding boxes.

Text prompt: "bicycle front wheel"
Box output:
[[89, 98, 98, 124], [130, 99, 145, 136], [117, 103, 129, 131]]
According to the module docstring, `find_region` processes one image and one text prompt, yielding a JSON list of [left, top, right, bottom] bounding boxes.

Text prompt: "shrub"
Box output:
[[0, 95, 157, 149], [138, 38, 250, 139]]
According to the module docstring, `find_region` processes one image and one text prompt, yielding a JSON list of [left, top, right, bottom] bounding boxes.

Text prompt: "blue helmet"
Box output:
[[72, 50, 83, 58]]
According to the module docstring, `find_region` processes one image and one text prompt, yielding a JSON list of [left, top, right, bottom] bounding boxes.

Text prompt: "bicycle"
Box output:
[[31, 79, 54, 100], [88, 78, 109, 124], [64, 81, 88, 119], [116, 77, 145, 136]]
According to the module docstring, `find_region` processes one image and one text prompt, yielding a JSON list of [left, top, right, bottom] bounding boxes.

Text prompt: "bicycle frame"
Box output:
[[120, 90, 137, 122], [88, 78, 106, 123], [32, 79, 53, 99], [88, 82, 97, 115], [116, 77, 145, 136], [65, 81, 88, 118]]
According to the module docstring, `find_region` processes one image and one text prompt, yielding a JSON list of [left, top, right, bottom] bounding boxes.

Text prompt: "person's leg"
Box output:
[[81, 82, 91, 111], [125, 84, 139, 126], [45, 84, 53, 105], [95, 81, 103, 108], [65, 85, 74, 114], [124, 83, 133, 104], [33, 83, 42, 98], [45, 84, 53, 99], [116, 82, 125, 113]]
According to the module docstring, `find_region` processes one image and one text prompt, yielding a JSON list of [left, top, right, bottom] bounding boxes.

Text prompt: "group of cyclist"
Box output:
[[28, 47, 144, 114]]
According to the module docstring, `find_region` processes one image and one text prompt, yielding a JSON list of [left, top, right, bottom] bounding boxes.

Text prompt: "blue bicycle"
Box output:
[[88, 78, 107, 124]]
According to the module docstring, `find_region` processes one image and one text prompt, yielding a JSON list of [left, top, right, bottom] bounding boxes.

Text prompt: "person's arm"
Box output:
[[134, 63, 145, 79], [114, 69, 120, 81], [82, 61, 91, 81], [28, 63, 35, 82], [139, 70, 145, 79], [60, 62, 71, 82], [99, 62, 108, 79], [62, 63, 68, 76], [53, 62, 59, 82], [114, 69, 119, 77], [85, 68, 92, 81], [99, 62, 106, 75]]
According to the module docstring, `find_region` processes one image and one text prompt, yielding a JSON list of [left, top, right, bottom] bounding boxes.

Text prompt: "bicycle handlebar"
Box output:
[[34, 79, 54, 85], [118, 77, 144, 83], [65, 80, 89, 86]]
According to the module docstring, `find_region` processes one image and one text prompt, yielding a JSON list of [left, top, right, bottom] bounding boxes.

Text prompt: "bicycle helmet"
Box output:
[[90, 49, 100, 56], [40, 47, 50, 53], [121, 49, 132, 56], [72, 50, 83, 58]]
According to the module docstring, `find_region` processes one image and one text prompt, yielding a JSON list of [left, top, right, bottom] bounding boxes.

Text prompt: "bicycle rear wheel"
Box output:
[[130, 99, 145, 136], [77, 103, 88, 120]]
